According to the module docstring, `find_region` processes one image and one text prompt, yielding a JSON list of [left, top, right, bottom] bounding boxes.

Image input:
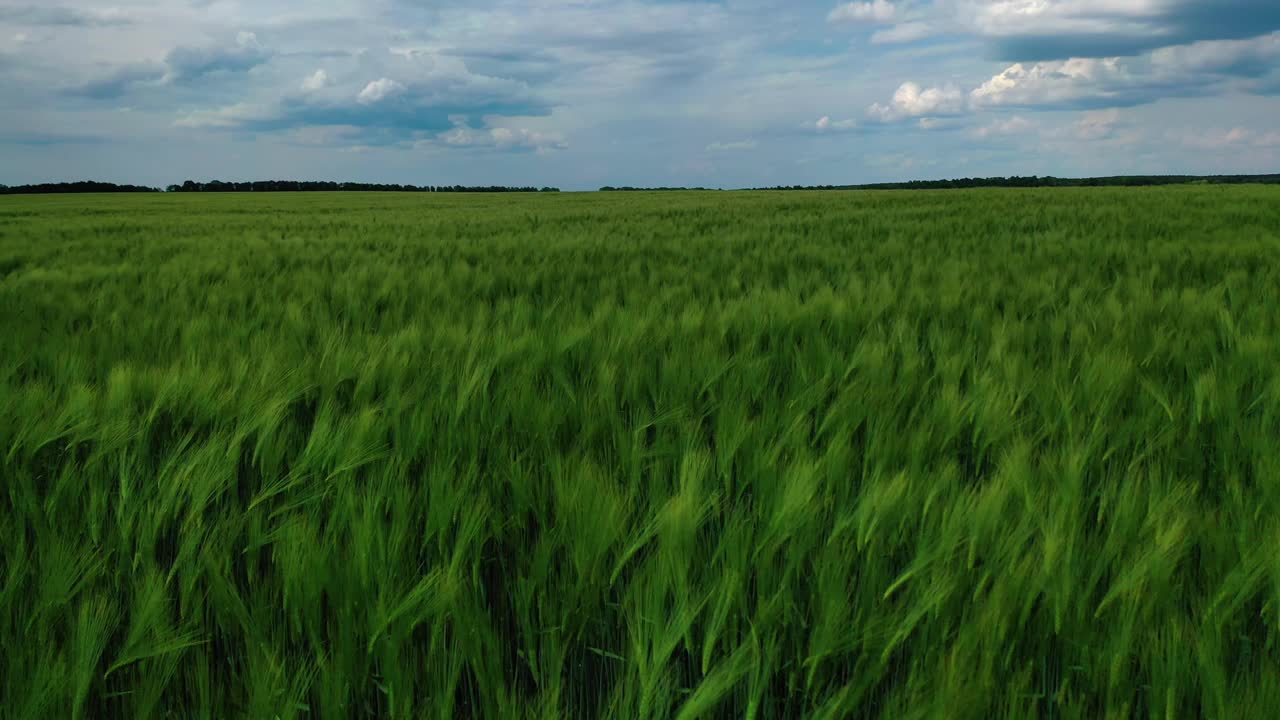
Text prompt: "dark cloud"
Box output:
[[396, 0, 731, 94], [163, 34, 272, 83], [983, 0, 1280, 61], [66, 64, 165, 99], [1256, 75, 1280, 96], [441, 48, 563, 85], [65, 35, 272, 100], [277, 49, 358, 60], [179, 96, 562, 153], [178, 50, 554, 148], [242, 98, 549, 137], [989, 35, 1166, 64], [1169, 0, 1280, 46]]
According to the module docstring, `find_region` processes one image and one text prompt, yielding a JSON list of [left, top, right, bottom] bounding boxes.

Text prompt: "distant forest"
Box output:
[[599, 186, 720, 192], [166, 181, 561, 193], [3, 174, 1279, 195], [0, 181, 561, 195], [0, 181, 162, 195], [607, 174, 1280, 191], [748, 174, 1280, 191]]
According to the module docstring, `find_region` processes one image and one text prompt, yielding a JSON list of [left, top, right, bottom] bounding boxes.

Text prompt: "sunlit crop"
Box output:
[[3, 187, 1279, 718]]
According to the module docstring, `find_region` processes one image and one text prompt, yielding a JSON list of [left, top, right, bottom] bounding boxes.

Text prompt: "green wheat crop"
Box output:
[[2, 187, 1280, 718]]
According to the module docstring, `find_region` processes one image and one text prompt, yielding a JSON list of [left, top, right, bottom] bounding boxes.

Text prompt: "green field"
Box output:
[[3, 187, 1280, 719]]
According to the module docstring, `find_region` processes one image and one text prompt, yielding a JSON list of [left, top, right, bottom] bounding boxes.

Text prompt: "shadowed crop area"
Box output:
[[3, 187, 1280, 719]]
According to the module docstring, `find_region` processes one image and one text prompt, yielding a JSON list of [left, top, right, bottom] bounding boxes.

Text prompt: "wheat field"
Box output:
[[2, 187, 1280, 718]]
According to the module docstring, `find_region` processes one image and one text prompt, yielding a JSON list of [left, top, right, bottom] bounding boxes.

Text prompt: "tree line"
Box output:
[[599, 186, 719, 192], [0, 181, 561, 195], [166, 181, 561, 193], [0, 181, 161, 195], [750, 174, 1280, 191], [5, 175, 1280, 196]]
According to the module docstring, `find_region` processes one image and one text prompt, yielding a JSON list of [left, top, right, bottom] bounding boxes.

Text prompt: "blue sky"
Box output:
[[2, 0, 1278, 189]]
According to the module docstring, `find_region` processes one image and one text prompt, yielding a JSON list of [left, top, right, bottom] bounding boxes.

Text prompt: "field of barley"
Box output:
[[2, 187, 1280, 719]]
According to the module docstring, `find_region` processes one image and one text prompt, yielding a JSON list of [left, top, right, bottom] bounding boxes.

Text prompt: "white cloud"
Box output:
[[357, 78, 405, 105], [301, 70, 329, 92], [358, 51, 534, 105], [1071, 108, 1123, 140], [706, 140, 757, 151], [1171, 126, 1271, 150], [972, 115, 1037, 138], [1223, 127, 1251, 144], [438, 118, 567, 152], [829, 0, 897, 24], [969, 58, 1132, 108], [174, 102, 277, 129], [813, 115, 858, 131], [1150, 31, 1280, 75], [872, 22, 935, 44], [283, 125, 363, 146], [966, 33, 1280, 111], [1031, 108, 1140, 145], [868, 81, 964, 121]]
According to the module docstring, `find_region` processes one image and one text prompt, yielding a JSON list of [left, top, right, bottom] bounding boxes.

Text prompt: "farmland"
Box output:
[[2, 187, 1280, 718]]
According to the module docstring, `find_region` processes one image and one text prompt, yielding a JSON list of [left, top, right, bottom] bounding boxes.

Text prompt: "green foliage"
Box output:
[[0, 181, 162, 195], [2, 187, 1280, 718]]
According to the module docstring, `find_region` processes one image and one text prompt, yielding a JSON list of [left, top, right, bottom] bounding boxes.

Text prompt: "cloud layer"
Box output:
[[1, 0, 1278, 187]]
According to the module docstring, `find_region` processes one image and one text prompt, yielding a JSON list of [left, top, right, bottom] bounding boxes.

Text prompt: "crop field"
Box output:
[[3, 187, 1280, 719]]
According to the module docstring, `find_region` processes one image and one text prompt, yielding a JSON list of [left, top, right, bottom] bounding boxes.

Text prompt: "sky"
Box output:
[[1, 0, 1279, 189]]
